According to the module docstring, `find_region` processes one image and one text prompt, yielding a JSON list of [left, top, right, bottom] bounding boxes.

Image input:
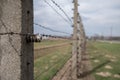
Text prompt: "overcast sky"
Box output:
[[34, 0, 120, 37]]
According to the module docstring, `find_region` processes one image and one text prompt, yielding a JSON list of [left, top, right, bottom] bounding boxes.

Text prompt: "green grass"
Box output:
[[88, 41, 120, 80], [34, 40, 72, 80]]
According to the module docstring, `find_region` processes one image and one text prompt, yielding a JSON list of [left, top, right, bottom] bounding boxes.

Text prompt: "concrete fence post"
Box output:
[[0, 0, 33, 80], [71, 0, 78, 79]]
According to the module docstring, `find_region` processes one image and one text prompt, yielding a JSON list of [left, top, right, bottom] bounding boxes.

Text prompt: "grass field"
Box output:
[[34, 40, 72, 80], [88, 41, 120, 80], [34, 40, 120, 80]]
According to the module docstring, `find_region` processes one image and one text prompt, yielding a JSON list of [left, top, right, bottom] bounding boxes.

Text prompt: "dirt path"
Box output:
[[52, 58, 72, 80], [80, 53, 95, 80], [34, 42, 71, 50]]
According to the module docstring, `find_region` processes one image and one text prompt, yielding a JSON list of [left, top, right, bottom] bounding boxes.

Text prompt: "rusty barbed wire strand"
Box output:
[[34, 23, 71, 35], [0, 32, 28, 36], [0, 25, 71, 36], [43, 0, 72, 25], [50, 0, 73, 24]]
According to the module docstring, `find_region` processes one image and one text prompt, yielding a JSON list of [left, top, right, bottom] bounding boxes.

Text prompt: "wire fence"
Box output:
[[43, 0, 72, 25], [0, 0, 86, 80], [50, 0, 73, 24]]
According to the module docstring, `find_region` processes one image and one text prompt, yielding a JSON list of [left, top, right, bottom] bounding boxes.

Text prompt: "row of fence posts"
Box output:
[[71, 13, 86, 80], [70, 0, 86, 78], [77, 14, 86, 78]]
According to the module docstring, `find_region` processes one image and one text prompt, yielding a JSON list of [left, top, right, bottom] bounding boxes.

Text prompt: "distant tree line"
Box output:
[[87, 35, 120, 41]]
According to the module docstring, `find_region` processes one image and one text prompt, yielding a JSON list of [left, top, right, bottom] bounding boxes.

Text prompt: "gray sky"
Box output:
[[34, 0, 120, 37]]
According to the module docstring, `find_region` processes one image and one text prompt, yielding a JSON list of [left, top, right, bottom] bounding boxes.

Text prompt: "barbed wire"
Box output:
[[34, 23, 71, 35], [51, 0, 72, 24], [43, 0, 72, 25], [0, 25, 71, 36], [0, 18, 34, 36], [0, 32, 28, 36]]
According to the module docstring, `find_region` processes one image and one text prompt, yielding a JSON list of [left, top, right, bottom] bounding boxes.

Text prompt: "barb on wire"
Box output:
[[51, 0, 72, 24], [43, 0, 71, 25], [0, 32, 36, 36], [0, 32, 27, 36], [34, 23, 71, 35]]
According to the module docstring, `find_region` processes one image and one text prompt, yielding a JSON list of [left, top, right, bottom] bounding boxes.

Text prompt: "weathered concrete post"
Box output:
[[0, 0, 33, 80], [79, 15, 86, 55], [71, 0, 78, 79]]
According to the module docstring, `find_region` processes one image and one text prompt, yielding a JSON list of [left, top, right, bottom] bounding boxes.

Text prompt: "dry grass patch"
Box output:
[[94, 60, 100, 63], [110, 59, 117, 62], [114, 74, 120, 78], [104, 65, 113, 69], [105, 54, 116, 59], [96, 72, 112, 77]]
